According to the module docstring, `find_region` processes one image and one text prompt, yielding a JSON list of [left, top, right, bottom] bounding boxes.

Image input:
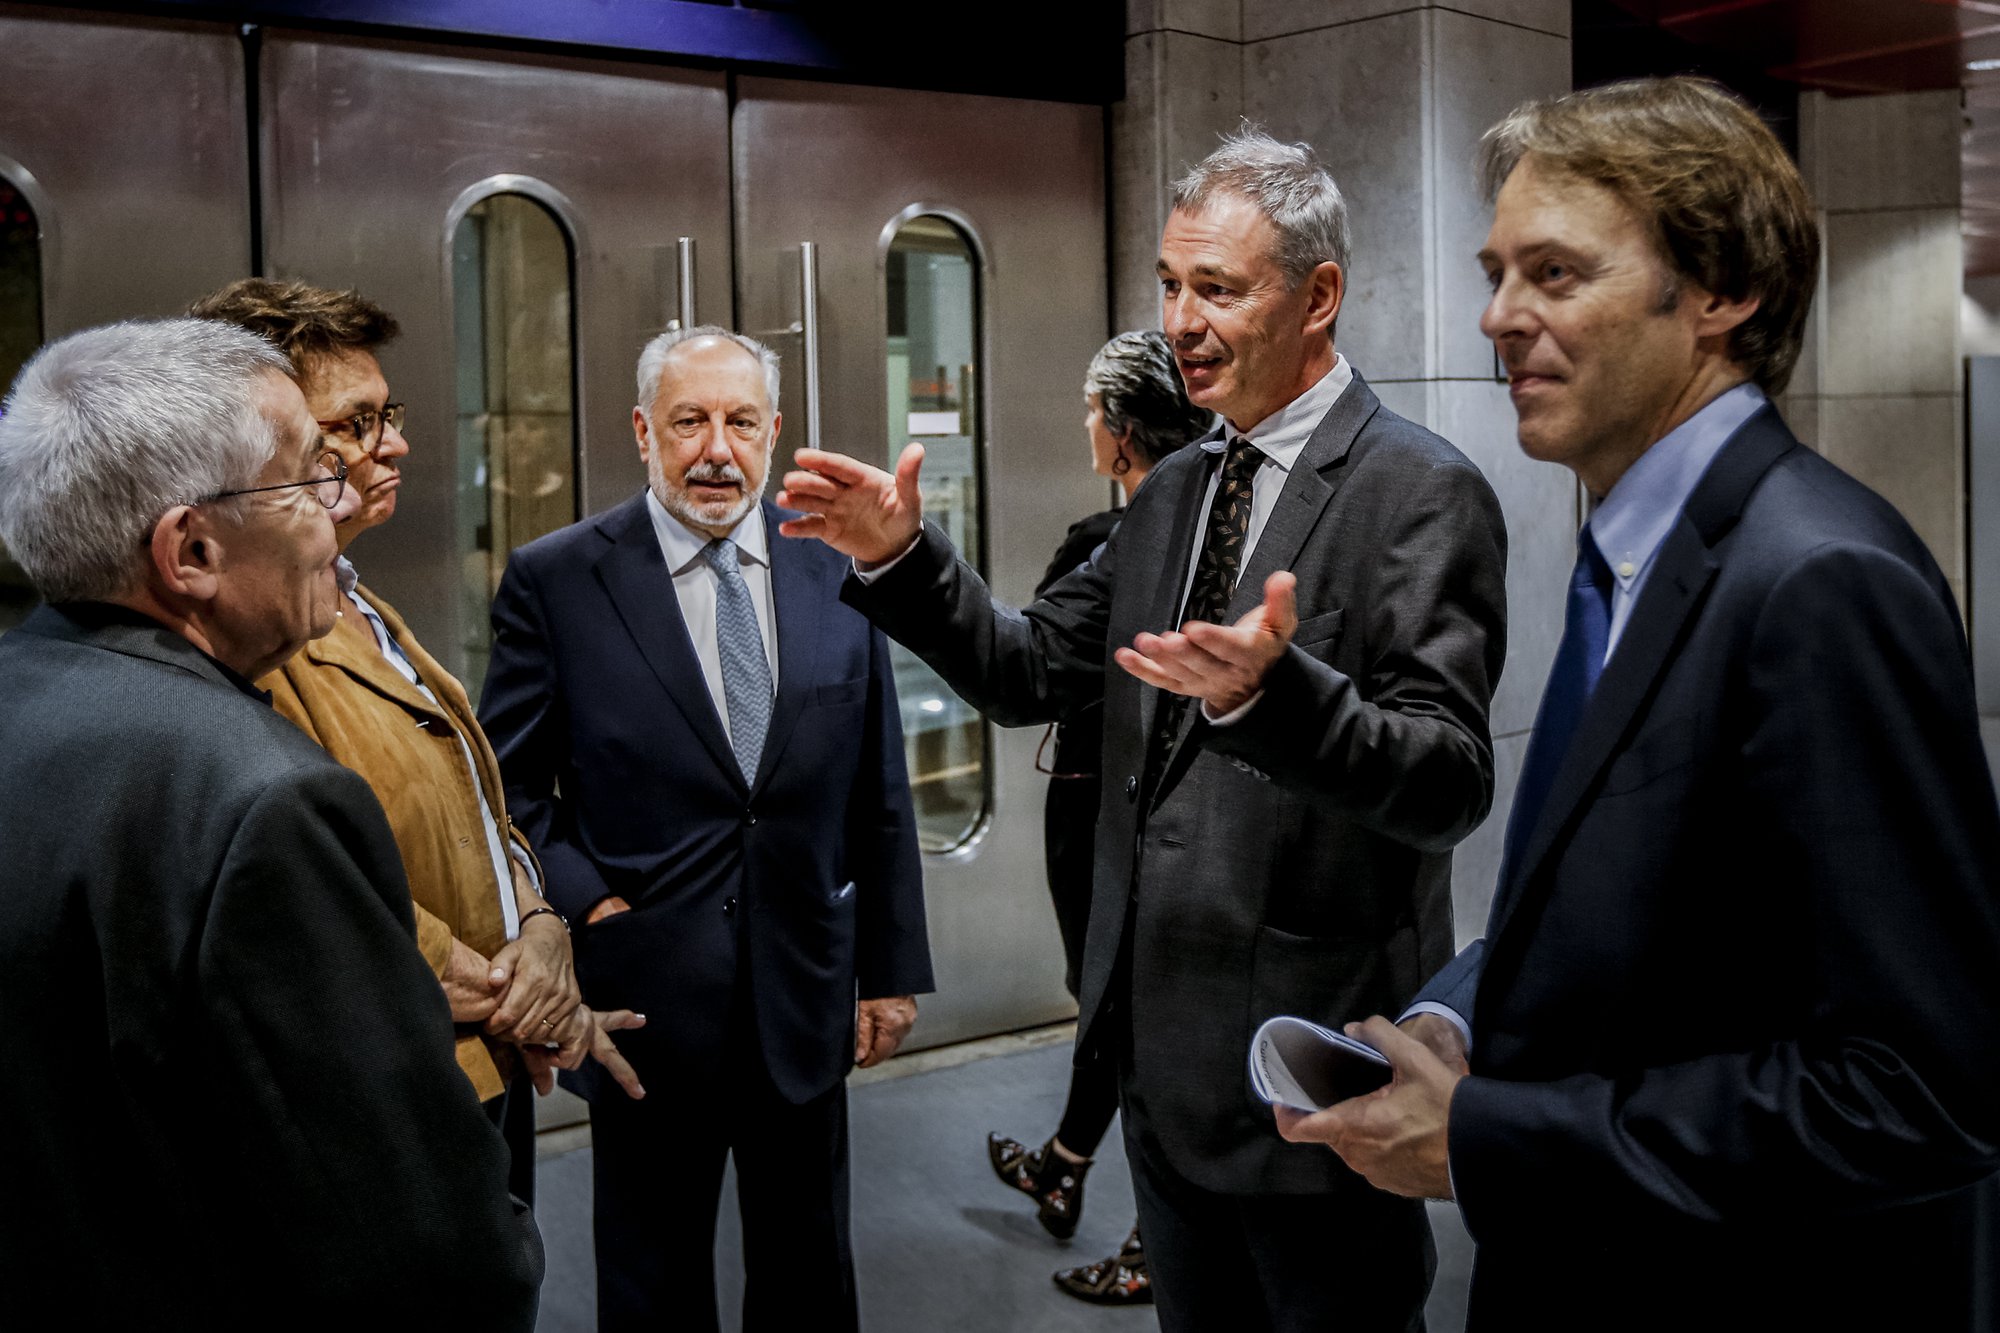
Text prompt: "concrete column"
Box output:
[[1240, 0, 1572, 939], [1113, 1, 1246, 333], [1793, 89, 1965, 608]]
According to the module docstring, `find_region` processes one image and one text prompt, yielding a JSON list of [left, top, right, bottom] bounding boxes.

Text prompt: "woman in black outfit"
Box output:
[[986, 329, 1210, 1307]]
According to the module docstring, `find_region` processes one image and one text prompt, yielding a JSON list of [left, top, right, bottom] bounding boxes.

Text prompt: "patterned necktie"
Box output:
[[1143, 436, 1265, 792], [701, 538, 774, 785], [1497, 527, 1614, 893]]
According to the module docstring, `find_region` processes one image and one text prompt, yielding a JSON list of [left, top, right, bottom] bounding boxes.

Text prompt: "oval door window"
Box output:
[[885, 215, 989, 852], [452, 192, 578, 697], [0, 177, 42, 634]]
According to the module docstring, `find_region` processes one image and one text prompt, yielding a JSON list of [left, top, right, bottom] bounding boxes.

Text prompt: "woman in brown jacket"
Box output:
[[192, 279, 642, 1200]]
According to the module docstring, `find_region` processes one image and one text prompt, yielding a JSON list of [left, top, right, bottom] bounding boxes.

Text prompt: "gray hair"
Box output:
[[1171, 125, 1353, 288], [635, 324, 782, 417], [1084, 330, 1211, 467], [0, 318, 290, 603]]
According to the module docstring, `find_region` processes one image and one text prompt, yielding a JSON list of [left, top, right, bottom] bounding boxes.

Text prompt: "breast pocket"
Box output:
[[812, 677, 867, 708], [1292, 608, 1345, 661], [1599, 719, 1697, 796]]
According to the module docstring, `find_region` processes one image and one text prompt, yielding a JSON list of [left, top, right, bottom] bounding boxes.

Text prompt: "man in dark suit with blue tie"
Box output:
[[478, 326, 932, 1333], [1282, 77, 2000, 1330]]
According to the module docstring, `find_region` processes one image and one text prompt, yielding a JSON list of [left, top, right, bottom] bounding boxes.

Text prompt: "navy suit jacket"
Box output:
[[1421, 407, 2000, 1329], [479, 494, 932, 1104]]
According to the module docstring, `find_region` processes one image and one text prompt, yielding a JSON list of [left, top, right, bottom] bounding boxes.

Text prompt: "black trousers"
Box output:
[[1122, 1080, 1434, 1333], [589, 1037, 856, 1333], [483, 1068, 539, 1209]]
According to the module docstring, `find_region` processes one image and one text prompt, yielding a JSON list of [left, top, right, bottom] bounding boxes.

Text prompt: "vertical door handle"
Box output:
[[676, 236, 696, 330], [799, 240, 822, 452]]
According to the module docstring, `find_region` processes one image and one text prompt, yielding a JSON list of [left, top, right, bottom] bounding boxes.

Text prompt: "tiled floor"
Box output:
[[530, 1033, 1474, 1332]]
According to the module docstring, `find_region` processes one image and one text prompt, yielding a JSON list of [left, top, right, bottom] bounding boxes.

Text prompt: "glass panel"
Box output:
[[885, 215, 988, 852], [453, 193, 577, 697], [0, 178, 43, 634]]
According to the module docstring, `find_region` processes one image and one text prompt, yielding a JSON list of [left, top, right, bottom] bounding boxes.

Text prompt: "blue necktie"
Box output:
[[1498, 528, 1614, 889], [701, 538, 773, 785]]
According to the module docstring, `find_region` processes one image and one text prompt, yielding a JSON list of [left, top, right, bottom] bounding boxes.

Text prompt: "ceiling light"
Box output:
[[1971, 59, 2000, 71]]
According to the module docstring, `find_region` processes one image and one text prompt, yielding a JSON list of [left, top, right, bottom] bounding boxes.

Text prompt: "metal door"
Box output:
[[0, 7, 254, 632], [0, 7, 252, 335], [735, 78, 1109, 1048], [260, 33, 732, 684]]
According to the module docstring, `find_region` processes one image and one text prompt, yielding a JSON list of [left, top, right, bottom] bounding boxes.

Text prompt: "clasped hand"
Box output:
[[777, 446, 1298, 710]]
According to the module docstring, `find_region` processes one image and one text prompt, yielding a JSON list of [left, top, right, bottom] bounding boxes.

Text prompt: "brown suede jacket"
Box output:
[[261, 582, 536, 1102]]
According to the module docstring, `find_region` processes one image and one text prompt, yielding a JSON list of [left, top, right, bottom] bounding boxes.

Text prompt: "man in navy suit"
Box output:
[[478, 326, 932, 1333], [1280, 77, 2000, 1330]]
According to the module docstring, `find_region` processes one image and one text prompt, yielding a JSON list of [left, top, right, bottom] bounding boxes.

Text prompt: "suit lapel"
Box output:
[[1135, 426, 1225, 763], [590, 493, 742, 787], [754, 501, 820, 795], [1489, 406, 1799, 937]]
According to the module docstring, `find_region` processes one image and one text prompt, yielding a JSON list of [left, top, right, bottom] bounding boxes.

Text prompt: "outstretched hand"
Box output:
[[776, 443, 927, 567], [1114, 571, 1298, 715]]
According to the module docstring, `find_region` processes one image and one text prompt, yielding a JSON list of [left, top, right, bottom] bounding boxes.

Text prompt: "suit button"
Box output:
[[723, 897, 738, 916], [745, 811, 758, 826], [1125, 775, 1138, 802]]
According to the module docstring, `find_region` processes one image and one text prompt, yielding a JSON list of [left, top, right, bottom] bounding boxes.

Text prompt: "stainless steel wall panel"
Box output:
[[734, 78, 1110, 1048], [260, 34, 732, 679], [0, 8, 250, 336]]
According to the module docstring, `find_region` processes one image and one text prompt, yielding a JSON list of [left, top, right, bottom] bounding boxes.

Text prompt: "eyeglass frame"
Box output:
[[316, 401, 406, 450], [203, 451, 349, 511]]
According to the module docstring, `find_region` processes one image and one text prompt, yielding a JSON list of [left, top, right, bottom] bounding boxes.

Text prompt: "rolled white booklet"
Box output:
[[1248, 1014, 1391, 1113]]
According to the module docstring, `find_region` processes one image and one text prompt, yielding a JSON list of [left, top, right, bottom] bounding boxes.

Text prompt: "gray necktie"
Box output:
[[701, 538, 773, 784]]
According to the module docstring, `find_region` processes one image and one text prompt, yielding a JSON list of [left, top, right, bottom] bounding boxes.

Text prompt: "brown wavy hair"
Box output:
[[188, 277, 399, 376], [1479, 77, 1819, 394]]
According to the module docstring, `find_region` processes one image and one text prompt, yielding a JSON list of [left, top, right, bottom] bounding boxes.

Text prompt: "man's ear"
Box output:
[[1302, 260, 1344, 340], [633, 406, 654, 463], [767, 410, 783, 446], [1692, 289, 1760, 342], [147, 505, 221, 603]]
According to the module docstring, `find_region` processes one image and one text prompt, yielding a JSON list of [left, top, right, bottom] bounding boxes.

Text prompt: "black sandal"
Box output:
[[985, 1131, 1091, 1240], [1052, 1225, 1152, 1305]]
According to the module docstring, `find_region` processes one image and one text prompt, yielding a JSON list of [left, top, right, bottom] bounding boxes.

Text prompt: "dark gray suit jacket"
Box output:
[[846, 371, 1507, 1193], [1424, 408, 2000, 1329], [0, 604, 542, 1332]]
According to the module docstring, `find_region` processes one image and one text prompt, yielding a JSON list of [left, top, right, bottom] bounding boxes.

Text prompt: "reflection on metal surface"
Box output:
[[0, 175, 40, 632], [886, 214, 988, 853], [454, 192, 577, 698]]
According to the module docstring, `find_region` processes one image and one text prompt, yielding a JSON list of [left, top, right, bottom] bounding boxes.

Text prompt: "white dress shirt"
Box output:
[[644, 490, 780, 744]]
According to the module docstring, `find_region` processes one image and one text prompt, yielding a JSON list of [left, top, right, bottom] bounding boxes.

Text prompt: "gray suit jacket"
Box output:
[[846, 371, 1507, 1193], [0, 603, 542, 1331]]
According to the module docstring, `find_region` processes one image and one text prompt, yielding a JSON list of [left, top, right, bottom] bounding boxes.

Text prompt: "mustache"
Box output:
[[684, 463, 747, 486]]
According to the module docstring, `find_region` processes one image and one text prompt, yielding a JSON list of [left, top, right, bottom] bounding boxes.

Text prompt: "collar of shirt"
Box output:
[[1588, 380, 1767, 596], [645, 489, 772, 575], [1197, 353, 1354, 470], [335, 554, 359, 598]]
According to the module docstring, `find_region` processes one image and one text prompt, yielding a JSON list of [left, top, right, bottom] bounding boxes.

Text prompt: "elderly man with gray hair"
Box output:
[[780, 128, 1508, 1330], [478, 324, 930, 1332], [0, 319, 542, 1331]]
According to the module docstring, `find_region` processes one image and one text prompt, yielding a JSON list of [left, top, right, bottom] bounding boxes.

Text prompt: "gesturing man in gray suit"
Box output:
[[778, 130, 1507, 1331], [0, 319, 542, 1331]]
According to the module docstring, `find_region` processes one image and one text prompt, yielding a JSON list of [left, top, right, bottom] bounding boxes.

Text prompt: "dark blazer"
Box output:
[[1430, 407, 2000, 1329], [0, 604, 542, 1333], [1038, 505, 1122, 996], [846, 371, 1507, 1193], [479, 494, 933, 1105]]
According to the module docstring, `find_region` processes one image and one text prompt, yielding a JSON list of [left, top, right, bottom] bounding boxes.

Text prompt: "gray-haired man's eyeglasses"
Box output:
[[204, 451, 348, 511]]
